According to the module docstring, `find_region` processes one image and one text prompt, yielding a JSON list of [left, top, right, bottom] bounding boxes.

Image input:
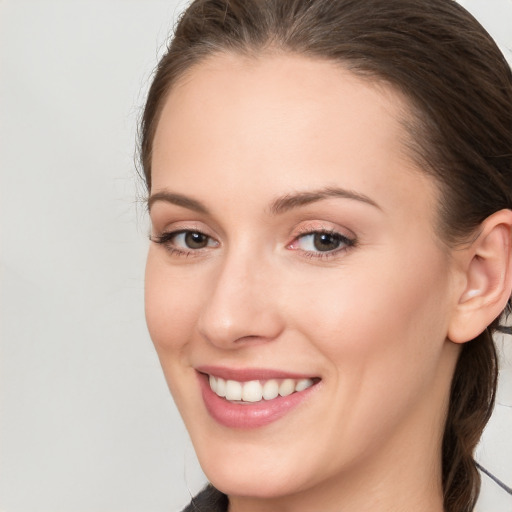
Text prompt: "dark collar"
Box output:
[[182, 484, 229, 512]]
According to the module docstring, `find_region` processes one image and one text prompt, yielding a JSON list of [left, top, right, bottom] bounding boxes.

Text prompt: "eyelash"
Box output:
[[150, 230, 218, 258], [150, 228, 356, 260], [287, 229, 356, 260]]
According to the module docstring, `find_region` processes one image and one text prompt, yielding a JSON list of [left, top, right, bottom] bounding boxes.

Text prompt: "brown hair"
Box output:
[[139, 1, 512, 510]]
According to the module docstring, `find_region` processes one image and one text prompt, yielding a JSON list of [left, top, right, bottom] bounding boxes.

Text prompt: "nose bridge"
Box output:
[[197, 243, 282, 348]]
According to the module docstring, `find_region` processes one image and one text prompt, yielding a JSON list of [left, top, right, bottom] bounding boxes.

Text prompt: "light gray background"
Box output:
[[0, 1, 511, 511]]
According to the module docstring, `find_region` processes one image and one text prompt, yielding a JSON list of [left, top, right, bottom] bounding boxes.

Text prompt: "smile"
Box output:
[[208, 375, 315, 403], [197, 368, 321, 428]]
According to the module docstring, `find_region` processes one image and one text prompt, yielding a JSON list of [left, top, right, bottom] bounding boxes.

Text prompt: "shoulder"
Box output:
[[181, 484, 229, 512]]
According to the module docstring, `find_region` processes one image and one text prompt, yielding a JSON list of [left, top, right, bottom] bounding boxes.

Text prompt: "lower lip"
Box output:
[[198, 373, 319, 429]]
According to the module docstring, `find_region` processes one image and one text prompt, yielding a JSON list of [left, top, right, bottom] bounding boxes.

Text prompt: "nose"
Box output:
[[197, 250, 284, 349]]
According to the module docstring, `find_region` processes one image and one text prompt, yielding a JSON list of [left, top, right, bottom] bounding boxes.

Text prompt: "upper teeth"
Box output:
[[208, 375, 314, 403]]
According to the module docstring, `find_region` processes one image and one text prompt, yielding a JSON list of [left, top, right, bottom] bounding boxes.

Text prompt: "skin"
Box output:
[[145, 53, 467, 512]]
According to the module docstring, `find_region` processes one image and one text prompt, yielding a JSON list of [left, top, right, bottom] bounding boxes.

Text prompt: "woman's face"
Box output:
[[146, 54, 461, 502]]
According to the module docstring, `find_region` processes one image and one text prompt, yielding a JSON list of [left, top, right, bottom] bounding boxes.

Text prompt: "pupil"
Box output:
[[313, 233, 340, 251], [185, 232, 208, 249]]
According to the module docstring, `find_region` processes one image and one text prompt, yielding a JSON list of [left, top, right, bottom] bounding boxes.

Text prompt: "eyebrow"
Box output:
[[269, 186, 381, 214], [148, 191, 209, 214], [148, 186, 381, 215]]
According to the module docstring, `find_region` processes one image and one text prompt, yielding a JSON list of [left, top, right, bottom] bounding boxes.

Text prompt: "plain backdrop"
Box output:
[[0, 1, 511, 511]]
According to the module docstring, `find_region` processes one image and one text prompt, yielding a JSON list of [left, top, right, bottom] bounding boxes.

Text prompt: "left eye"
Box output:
[[293, 231, 351, 252]]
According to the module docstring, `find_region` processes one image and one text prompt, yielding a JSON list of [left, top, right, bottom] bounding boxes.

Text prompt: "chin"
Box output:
[[191, 430, 336, 501], [205, 461, 308, 499]]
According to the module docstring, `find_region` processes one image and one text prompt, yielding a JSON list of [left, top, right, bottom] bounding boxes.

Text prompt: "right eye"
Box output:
[[151, 230, 219, 255], [173, 231, 213, 249]]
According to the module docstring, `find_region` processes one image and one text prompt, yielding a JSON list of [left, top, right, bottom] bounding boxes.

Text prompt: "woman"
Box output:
[[140, 1, 512, 511]]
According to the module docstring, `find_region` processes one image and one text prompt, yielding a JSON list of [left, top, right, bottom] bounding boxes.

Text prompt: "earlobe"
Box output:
[[448, 209, 512, 344]]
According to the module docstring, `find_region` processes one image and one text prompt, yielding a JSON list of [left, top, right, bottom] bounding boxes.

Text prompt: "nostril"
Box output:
[[198, 308, 284, 349]]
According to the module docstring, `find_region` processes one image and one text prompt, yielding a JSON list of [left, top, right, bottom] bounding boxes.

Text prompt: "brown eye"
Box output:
[[184, 231, 210, 249], [313, 233, 343, 252], [289, 230, 355, 256], [152, 230, 218, 254]]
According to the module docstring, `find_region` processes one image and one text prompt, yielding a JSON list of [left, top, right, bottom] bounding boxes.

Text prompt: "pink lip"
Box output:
[[196, 365, 316, 382], [196, 367, 320, 429]]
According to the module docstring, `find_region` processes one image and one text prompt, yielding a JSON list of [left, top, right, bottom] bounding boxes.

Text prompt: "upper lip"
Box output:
[[196, 365, 319, 382]]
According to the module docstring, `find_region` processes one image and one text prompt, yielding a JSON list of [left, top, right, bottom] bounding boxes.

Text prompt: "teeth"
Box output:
[[216, 377, 226, 397], [208, 375, 315, 402], [296, 378, 314, 392], [262, 379, 279, 400], [242, 380, 263, 402], [225, 380, 243, 401], [279, 378, 295, 397]]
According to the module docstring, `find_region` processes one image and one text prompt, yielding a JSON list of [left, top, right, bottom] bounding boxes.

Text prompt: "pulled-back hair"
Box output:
[[139, 1, 512, 510]]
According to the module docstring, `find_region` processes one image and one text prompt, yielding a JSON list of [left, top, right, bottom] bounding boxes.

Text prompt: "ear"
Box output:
[[448, 209, 512, 344]]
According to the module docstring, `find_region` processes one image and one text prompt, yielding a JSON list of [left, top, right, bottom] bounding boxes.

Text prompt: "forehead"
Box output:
[[154, 52, 412, 159], [151, 52, 437, 220]]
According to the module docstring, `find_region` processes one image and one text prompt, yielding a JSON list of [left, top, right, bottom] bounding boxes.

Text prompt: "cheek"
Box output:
[[292, 246, 454, 409], [277, 252, 454, 471], [145, 250, 208, 417], [144, 250, 200, 357]]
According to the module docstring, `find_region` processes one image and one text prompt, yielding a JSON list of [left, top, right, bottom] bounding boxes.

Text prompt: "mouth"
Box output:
[[208, 375, 317, 403], [196, 367, 321, 428]]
